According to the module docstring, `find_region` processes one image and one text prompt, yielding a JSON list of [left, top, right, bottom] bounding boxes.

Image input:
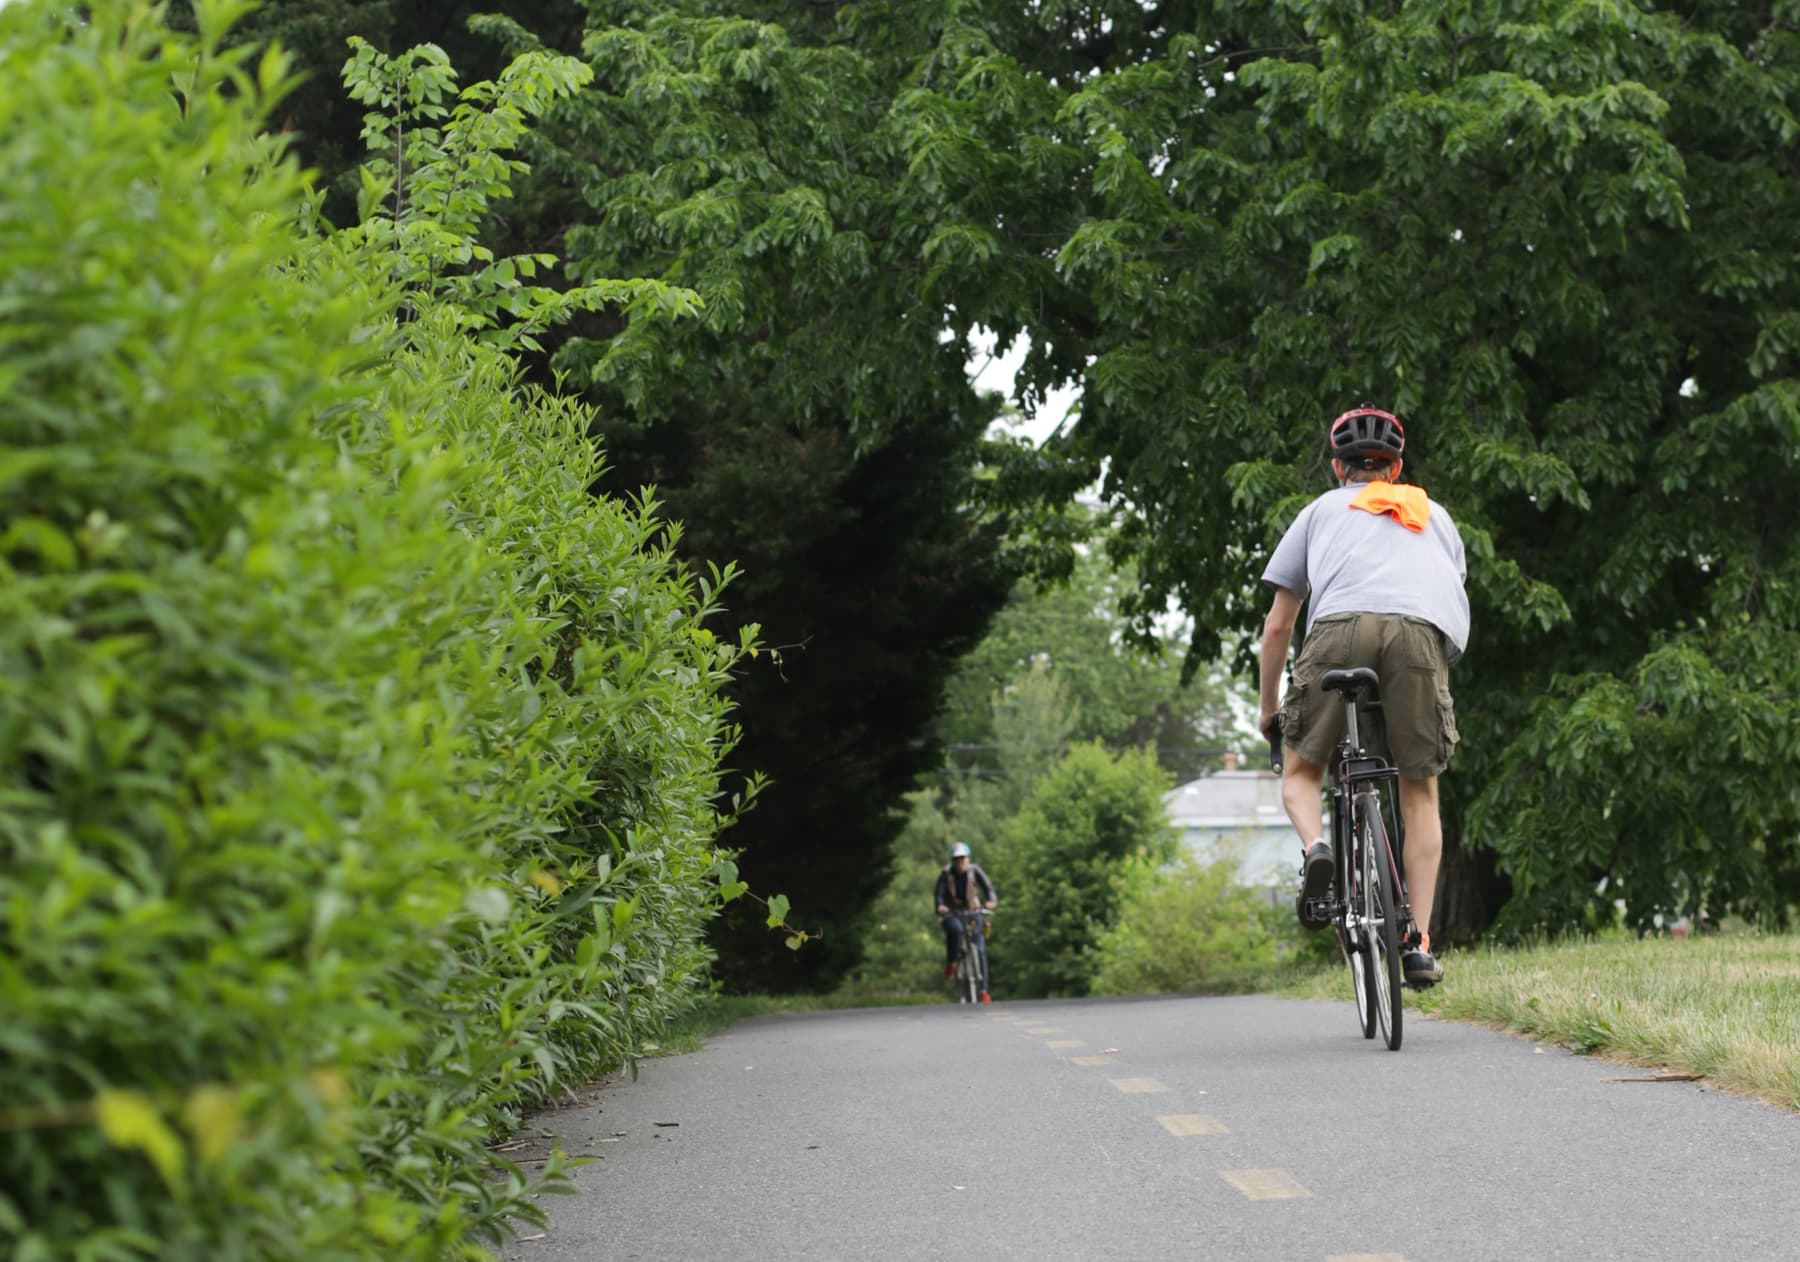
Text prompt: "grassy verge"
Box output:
[[1276, 933, 1800, 1111]]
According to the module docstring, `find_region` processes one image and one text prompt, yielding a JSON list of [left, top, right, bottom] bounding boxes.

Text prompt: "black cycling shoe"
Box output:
[[1403, 946, 1444, 988], [1295, 841, 1334, 930]]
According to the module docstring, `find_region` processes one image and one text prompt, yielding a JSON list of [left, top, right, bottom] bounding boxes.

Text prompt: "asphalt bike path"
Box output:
[[503, 994, 1800, 1261]]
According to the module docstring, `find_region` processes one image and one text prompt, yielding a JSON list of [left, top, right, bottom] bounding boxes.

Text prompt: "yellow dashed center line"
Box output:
[[1021, 1025, 1063, 1034], [988, 1013, 1019, 1021], [1156, 1113, 1228, 1136], [1045, 1039, 1084, 1049], [1069, 1055, 1118, 1067], [1219, 1169, 1311, 1200], [1107, 1077, 1167, 1094]]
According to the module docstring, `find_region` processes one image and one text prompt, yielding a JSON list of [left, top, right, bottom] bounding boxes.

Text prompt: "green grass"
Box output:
[[1276, 933, 1800, 1111]]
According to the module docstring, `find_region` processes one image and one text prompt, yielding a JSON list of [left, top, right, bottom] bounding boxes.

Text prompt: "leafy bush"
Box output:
[[1092, 852, 1303, 995], [986, 742, 1176, 997], [1473, 626, 1800, 935], [1, 5, 749, 1257]]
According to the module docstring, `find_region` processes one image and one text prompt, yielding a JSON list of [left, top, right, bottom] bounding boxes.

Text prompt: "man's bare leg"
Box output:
[[1280, 752, 1328, 852], [1280, 750, 1334, 927], [1397, 774, 1442, 940]]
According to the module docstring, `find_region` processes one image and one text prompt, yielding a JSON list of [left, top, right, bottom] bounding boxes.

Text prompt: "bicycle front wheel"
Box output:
[[959, 945, 980, 1004], [1342, 850, 1376, 1040], [1359, 791, 1403, 1051], [1350, 931, 1377, 1039]]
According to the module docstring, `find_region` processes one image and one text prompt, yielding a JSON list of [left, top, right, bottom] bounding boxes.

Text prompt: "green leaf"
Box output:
[[95, 1091, 185, 1192], [764, 893, 790, 928], [181, 1086, 243, 1167]]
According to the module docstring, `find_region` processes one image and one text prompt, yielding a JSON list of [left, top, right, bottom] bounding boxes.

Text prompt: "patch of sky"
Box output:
[[968, 326, 1084, 448]]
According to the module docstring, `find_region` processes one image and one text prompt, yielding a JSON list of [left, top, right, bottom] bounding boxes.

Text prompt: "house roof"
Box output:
[[1164, 770, 1288, 831]]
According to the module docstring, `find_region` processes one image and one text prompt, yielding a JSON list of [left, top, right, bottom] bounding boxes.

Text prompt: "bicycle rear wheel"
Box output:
[[1359, 792, 1403, 1051], [1341, 838, 1376, 1039]]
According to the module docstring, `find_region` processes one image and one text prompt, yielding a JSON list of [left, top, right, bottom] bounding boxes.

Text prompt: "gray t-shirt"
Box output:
[[1261, 483, 1470, 663]]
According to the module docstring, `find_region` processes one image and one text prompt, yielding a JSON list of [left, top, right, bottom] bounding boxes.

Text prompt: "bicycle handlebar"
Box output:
[[1268, 718, 1283, 775]]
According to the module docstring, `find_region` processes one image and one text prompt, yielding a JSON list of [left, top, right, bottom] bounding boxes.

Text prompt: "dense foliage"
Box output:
[[1090, 852, 1333, 996], [1, 6, 751, 1256], [1034, 0, 1800, 935], [33, 0, 1795, 1038], [842, 534, 1260, 997], [843, 790, 961, 995], [163, 0, 590, 226], [475, 0, 1024, 990], [937, 542, 1255, 784], [182, 0, 1027, 992], [513, 0, 1800, 939], [984, 742, 1177, 997]]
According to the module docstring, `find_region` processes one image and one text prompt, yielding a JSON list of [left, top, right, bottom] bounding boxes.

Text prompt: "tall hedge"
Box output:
[[0, 4, 748, 1257]]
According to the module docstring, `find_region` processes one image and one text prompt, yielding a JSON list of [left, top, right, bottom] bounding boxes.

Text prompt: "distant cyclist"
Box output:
[[935, 842, 997, 1002], [1256, 405, 1469, 987]]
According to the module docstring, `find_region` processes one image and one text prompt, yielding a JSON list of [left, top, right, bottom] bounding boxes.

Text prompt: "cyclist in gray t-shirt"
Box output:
[[1256, 406, 1468, 987]]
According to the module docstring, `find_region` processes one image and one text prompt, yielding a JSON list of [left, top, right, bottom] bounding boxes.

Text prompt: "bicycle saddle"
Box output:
[[1320, 667, 1381, 698]]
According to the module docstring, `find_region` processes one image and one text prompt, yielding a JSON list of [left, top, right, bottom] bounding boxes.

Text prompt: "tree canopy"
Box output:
[[1028, 1, 1800, 934], [187, 0, 1800, 953], [535, 0, 1800, 939], [937, 542, 1253, 785], [496, 0, 1039, 988], [163, 0, 589, 224]]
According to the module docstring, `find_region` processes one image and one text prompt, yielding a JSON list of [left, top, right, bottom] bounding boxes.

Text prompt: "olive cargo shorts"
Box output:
[[1279, 613, 1459, 779]]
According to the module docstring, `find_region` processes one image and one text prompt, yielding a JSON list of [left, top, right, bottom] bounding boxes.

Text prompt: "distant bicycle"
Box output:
[[1273, 667, 1415, 1050], [947, 908, 990, 1005]]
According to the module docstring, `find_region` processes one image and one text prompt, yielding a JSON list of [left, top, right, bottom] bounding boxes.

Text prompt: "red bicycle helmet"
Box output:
[[1329, 405, 1405, 465]]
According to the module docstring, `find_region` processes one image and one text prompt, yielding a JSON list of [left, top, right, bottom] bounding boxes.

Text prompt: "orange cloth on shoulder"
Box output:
[[1349, 482, 1431, 532]]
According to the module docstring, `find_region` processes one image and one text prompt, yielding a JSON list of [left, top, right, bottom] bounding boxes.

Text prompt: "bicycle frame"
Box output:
[[1272, 669, 1416, 1048], [950, 909, 987, 1003], [1328, 694, 1411, 942]]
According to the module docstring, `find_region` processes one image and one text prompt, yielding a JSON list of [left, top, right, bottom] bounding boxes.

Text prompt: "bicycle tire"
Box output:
[[1344, 829, 1376, 1040], [1359, 792, 1403, 1050], [1351, 936, 1378, 1039], [958, 931, 980, 1004]]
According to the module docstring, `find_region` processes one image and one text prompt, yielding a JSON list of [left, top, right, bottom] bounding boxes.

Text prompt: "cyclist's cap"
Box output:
[[950, 842, 972, 859]]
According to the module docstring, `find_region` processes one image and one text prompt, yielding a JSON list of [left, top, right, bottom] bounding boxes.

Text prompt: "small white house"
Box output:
[[1163, 752, 1294, 889]]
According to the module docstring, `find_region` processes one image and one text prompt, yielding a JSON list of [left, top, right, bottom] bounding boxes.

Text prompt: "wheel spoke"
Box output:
[[1358, 792, 1404, 1050]]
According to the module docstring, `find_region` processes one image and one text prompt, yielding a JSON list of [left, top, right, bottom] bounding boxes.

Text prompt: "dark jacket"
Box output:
[[934, 862, 996, 915]]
